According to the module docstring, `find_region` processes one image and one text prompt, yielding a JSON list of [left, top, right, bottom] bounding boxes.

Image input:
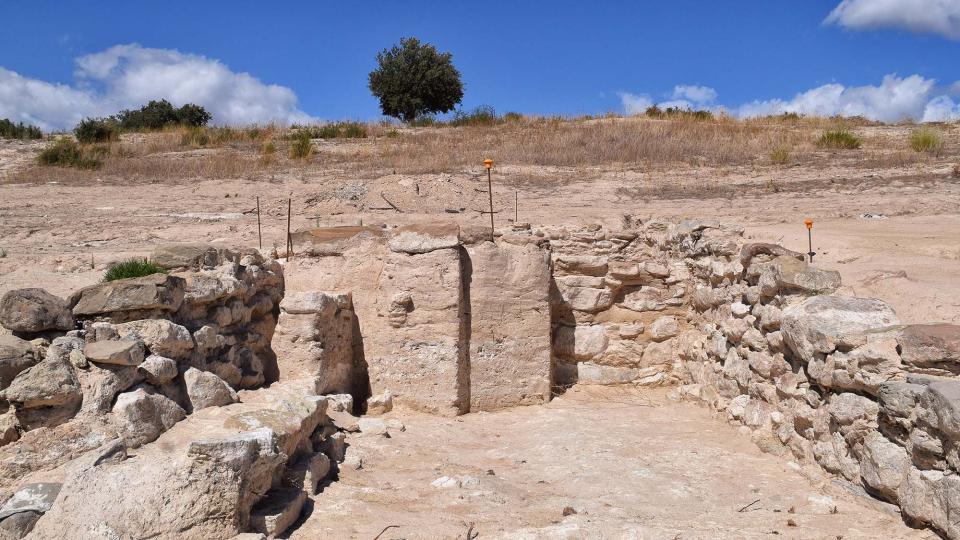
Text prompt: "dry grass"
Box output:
[[368, 116, 822, 172], [2, 114, 952, 184]]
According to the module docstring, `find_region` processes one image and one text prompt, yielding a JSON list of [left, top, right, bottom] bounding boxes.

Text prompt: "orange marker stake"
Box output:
[[804, 219, 815, 262]]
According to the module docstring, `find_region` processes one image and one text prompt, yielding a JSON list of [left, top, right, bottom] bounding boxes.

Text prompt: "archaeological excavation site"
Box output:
[[4, 6, 960, 537], [0, 217, 958, 539]]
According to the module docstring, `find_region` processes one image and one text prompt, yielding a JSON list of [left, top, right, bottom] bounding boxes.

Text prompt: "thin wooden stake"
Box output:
[[256, 196, 262, 250], [487, 167, 494, 240], [515, 190, 518, 222], [286, 198, 292, 260]]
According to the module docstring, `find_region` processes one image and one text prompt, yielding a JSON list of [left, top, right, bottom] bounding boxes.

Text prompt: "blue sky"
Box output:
[[1, 0, 959, 128]]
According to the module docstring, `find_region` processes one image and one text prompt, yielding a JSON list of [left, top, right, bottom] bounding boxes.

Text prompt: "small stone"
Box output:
[[183, 367, 238, 411], [325, 393, 354, 413], [249, 487, 306, 538], [84, 340, 145, 366], [366, 390, 393, 415], [138, 355, 179, 385], [431, 476, 459, 488], [68, 348, 88, 369], [649, 316, 680, 342], [358, 417, 388, 436], [731, 302, 750, 318]]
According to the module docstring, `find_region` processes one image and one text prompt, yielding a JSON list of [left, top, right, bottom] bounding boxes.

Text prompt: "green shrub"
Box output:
[[816, 130, 861, 149], [103, 258, 167, 282], [114, 99, 211, 131], [0, 118, 42, 139], [288, 122, 367, 139], [908, 127, 943, 153], [37, 138, 105, 169], [770, 146, 790, 165], [449, 105, 500, 127], [503, 112, 524, 122], [74, 118, 117, 143], [644, 105, 711, 120], [289, 131, 313, 159]]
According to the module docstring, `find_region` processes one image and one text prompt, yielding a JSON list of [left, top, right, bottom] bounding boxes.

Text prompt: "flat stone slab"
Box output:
[[84, 340, 145, 366], [71, 274, 185, 316], [388, 223, 461, 254]]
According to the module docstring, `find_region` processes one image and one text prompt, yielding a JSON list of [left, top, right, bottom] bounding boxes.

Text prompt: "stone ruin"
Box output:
[[0, 219, 958, 539]]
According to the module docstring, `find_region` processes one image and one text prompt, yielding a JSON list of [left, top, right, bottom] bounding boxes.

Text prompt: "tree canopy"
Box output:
[[368, 37, 464, 122]]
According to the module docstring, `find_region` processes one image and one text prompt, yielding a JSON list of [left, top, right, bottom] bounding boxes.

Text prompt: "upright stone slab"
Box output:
[[466, 241, 552, 411], [370, 247, 467, 415]]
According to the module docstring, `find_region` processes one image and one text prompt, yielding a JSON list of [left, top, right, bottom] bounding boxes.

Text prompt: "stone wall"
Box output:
[[288, 223, 553, 415], [291, 219, 960, 538], [672, 242, 960, 539], [0, 244, 284, 506]]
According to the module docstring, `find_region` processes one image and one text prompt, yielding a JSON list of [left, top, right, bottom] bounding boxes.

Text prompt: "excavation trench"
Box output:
[[0, 219, 958, 539]]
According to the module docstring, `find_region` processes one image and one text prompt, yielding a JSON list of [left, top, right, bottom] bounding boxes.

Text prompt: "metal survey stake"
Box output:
[[805, 219, 815, 262], [483, 159, 495, 240]]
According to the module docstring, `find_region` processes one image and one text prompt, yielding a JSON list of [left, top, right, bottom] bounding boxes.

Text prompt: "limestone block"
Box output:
[[467, 241, 552, 411]]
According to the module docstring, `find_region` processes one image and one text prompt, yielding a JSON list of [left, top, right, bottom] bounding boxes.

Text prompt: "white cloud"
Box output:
[[0, 43, 313, 130], [825, 0, 960, 40], [737, 74, 955, 122], [671, 85, 717, 104], [621, 74, 960, 122], [619, 85, 719, 115], [617, 91, 654, 115]]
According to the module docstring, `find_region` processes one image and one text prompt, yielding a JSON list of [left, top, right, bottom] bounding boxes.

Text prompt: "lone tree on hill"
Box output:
[[368, 37, 464, 122]]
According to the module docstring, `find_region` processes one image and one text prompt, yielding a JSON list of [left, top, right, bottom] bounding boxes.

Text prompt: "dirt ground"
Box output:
[[294, 386, 927, 540], [1, 149, 958, 323]]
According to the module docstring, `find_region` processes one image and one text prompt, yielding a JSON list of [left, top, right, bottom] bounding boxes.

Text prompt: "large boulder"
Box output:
[[114, 319, 194, 360], [112, 388, 186, 448], [0, 288, 74, 333], [896, 324, 960, 374], [70, 274, 185, 317], [781, 295, 900, 364], [27, 429, 284, 540], [2, 357, 80, 410], [184, 367, 239, 411], [917, 380, 960, 439], [0, 334, 36, 391], [758, 256, 841, 297]]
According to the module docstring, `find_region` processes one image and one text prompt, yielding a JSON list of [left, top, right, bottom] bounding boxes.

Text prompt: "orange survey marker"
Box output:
[[804, 219, 815, 262]]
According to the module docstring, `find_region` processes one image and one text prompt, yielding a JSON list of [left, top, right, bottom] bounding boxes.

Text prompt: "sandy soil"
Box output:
[[293, 386, 926, 540], [1, 152, 957, 323]]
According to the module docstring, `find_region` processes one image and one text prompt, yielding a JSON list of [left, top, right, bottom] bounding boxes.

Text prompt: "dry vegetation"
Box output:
[[3, 114, 957, 184]]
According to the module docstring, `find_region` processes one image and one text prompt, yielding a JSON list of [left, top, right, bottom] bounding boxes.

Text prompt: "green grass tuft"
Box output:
[[815, 130, 861, 150], [908, 127, 943, 154], [103, 258, 167, 282], [770, 146, 791, 165], [37, 138, 106, 169], [289, 131, 313, 159]]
